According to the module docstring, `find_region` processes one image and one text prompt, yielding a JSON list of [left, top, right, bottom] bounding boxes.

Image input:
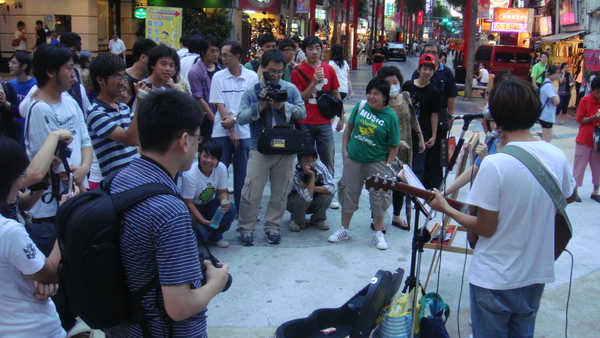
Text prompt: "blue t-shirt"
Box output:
[[539, 79, 557, 123], [475, 138, 499, 167], [9, 77, 36, 146]]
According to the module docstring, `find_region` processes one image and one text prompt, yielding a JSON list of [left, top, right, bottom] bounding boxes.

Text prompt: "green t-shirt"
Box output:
[[347, 101, 400, 163], [531, 62, 547, 84]]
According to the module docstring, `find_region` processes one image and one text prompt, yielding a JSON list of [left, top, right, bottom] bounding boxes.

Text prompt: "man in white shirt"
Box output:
[[209, 41, 258, 209], [14, 21, 27, 51], [108, 32, 126, 60], [178, 33, 202, 83], [428, 78, 577, 337]]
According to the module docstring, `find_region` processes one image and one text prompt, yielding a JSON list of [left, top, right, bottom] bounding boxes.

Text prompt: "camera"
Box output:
[[257, 72, 288, 102], [199, 251, 232, 292], [55, 140, 72, 159]]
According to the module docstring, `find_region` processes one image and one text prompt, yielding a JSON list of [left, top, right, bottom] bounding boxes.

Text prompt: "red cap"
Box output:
[[419, 53, 437, 68]]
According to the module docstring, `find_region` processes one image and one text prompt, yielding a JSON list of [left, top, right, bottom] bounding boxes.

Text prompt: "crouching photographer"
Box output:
[[236, 49, 307, 246]]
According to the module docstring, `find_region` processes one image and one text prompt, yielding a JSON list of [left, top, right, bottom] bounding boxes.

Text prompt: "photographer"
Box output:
[[236, 49, 306, 246], [286, 148, 336, 232]]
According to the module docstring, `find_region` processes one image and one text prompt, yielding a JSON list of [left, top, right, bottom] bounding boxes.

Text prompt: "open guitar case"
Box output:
[[275, 267, 404, 338]]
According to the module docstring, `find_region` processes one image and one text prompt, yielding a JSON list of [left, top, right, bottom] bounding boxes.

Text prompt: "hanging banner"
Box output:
[[418, 10, 423, 25], [240, 0, 280, 12], [146, 6, 182, 49]]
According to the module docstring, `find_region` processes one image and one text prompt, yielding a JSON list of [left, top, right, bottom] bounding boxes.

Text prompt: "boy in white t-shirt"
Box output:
[[427, 78, 578, 337], [181, 140, 237, 248]]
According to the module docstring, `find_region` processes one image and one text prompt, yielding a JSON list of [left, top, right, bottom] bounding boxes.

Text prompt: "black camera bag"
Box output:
[[258, 125, 307, 155]]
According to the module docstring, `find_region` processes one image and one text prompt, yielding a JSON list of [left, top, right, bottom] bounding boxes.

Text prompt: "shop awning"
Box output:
[[541, 30, 585, 42]]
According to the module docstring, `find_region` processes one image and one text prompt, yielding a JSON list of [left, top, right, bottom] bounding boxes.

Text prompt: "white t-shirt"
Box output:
[[177, 48, 189, 59], [209, 65, 258, 139], [0, 217, 65, 337], [14, 30, 27, 51], [479, 68, 489, 84], [539, 78, 558, 123], [24, 96, 92, 218], [108, 38, 126, 56], [181, 161, 228, 205], [329, 60, 350, 94], [179, 53, 200, 84], [466, 141, 576, 290]]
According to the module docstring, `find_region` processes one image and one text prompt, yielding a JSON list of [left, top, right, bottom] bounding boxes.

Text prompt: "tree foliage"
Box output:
[[182, 8, 233, 45]]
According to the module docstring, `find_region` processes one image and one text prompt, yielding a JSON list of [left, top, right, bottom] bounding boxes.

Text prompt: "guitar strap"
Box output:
[[500, 145, 572, 232]]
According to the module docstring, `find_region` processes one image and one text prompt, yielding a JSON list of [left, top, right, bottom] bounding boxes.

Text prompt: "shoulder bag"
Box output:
[[293, 67, 343, 120]]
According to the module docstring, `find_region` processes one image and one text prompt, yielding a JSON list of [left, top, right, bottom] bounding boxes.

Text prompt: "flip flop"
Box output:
[[370, 223, 386, 234], [288, 220, 302, 232], [392, 220, 410, 231]]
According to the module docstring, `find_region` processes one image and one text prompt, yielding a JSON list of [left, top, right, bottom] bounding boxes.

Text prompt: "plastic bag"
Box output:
[[373, 286, 422, 338]]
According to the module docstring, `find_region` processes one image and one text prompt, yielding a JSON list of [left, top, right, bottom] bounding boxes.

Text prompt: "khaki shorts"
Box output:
[[337, 158, 392, 217]]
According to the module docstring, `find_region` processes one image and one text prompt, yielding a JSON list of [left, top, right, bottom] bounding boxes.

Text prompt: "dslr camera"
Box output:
[[199, 251, 232, 292], [257, 71, 288, 102]]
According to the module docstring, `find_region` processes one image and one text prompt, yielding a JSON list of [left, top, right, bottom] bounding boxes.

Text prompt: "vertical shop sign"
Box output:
[[146, 6, 182, 49], [417, 10, 423, 25]]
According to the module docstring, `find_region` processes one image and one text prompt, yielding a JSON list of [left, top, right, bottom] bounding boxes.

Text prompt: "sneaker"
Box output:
[[329, 198, 340, 209], [328, 226, 352, 243], [371, 231, 388, 250], [240, 232, 254, 246], [208, 239, 229, 248], [265, 230, 281, 244]]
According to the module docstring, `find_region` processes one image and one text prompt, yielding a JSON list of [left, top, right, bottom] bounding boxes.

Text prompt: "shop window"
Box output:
[[495, 52, 515, 63], [516, 53, 532, 64]]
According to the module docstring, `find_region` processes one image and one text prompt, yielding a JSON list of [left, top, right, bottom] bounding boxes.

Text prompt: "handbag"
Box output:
[[293, 67, 343, 120], [418, 293, 451, 338], [593, 125, 600, 152], [257, 126, 307, 155], [11, 38, 21, 47]]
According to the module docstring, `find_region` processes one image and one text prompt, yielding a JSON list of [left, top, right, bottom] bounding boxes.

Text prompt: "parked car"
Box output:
[[474, 45, 532, 80], [388, 43, 407, 61]]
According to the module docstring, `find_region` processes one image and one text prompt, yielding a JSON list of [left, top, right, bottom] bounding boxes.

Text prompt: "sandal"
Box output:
[[312, 221, 330, 230], [370, 223, 386, 234], [392, 220, 410, 231], [288, 220, 302, 232]]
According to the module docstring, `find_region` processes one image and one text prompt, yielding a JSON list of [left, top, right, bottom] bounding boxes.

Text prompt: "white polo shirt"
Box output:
[[209, 65, 258, 139]]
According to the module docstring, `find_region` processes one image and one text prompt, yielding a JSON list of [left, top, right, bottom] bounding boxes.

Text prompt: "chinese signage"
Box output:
[[491, 8, 533, 33], [146, 6, 182, 49], [385, 0, 395, 17]]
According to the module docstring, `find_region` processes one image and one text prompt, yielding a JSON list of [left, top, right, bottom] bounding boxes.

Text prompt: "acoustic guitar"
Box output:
[[365, 176, 571, 260]]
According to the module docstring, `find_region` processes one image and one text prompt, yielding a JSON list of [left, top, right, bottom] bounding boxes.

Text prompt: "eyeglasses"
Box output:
[[267, 69, 285, 75], [283, 48, 295, 52], [221, 53, 234, 58], [188, 133, 204, 145], [425, 50, 438, 55], [107, 75, 127, 82]]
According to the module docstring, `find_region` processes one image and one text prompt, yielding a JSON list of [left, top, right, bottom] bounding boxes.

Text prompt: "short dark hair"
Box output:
[[132, 38, 157, 62], [261, 49, 285, 68], [187, 33, 203, 54], [540, 52, 549, 59], [591, 77, 600, 91], [223, 41, 243, 61], [489, 78, 540, 132], [147, 45, 179, 75], [278, 38, 296, 51], [11, 51, 32, 75], [366, 77, 391, 106], [90, 53, 127, 94], [291, 36, 302, 44], [200, 34, 220, 57], [257, 33, 277, 48], [418, 63, 436, 71], [547, 64, 560, 75], [423, 41, 441, 55], [36, 20, 43, 26], [302, 35, 322, 51], [0, 136, 29, 206], [560, 62, 568, 70], [376, 65, 404, 85], [187, 29, 202, 37], [137, 90, 204, 154], [17, 21, 25, 28], [493, 70, 513, 85], [33, 44, 74, 88], [60, 32, 82, 50], [199, 139, 222, 161], [179, 35, 188, 47], [297, 148, 318, 163]]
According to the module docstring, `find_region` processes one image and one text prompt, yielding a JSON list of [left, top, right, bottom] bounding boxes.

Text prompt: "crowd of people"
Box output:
[[0, 24, 598, 337]]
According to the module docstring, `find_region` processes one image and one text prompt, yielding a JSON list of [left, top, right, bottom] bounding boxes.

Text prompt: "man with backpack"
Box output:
[[531, 52, 549, 88], [244, 33, 277, 72], [102, 89, 230, 336]]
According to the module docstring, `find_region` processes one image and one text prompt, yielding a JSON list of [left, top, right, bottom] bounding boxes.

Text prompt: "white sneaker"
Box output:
[[372, 231, 388, 250], [328, 226, 352, 243], [329, 198, 340, 209]]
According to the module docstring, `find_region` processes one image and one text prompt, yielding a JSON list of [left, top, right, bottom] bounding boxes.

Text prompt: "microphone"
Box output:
[[453, 113, 485, 121]]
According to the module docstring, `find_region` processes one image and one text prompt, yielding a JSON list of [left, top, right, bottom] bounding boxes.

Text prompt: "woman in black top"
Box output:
[[557, 62, 573, 124]]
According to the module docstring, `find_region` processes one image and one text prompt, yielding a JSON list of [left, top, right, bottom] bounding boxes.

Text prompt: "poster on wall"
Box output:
[[477, 0, 491, 19], [297, 0, 309, 13], [146, 6, 182, 50], [582, 49, 600, 95]]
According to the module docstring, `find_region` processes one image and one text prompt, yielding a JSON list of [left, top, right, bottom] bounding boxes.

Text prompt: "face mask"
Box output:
[[389, 84, 401, 97]]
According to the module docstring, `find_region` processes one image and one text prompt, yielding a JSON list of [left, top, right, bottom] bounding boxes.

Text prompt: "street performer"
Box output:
[[427, 78, 578, 337]]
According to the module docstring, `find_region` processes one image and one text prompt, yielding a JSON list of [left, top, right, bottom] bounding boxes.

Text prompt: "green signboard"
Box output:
[[134, 7, 147, 19]]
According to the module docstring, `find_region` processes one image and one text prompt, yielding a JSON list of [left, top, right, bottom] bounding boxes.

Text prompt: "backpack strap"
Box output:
[[293, 67, 312, 85], [539, 81, 553, 112]]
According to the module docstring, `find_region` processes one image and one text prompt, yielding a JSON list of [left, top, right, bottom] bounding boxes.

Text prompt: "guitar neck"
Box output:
[[365, 176, 466, 211]]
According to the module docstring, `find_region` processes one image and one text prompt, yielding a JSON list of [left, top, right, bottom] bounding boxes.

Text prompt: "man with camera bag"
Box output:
[[236, 49, 306, 246]]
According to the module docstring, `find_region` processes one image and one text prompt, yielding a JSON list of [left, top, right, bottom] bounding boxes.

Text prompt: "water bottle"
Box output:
[[209, 200, 228, 229]]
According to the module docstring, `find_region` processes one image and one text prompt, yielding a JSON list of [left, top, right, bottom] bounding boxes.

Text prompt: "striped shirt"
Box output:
[[86, 99, 139, 177], [103, 157, 206, 338]]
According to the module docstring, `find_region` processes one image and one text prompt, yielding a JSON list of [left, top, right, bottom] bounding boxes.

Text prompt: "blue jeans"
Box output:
[[470, 283, 545, 338], [212, 136, 250, 208], [300, 123, 335, 176], [194, 199, 237, 242]]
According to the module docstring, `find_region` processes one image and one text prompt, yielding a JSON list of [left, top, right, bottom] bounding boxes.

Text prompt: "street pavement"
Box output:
[[3, 55, 598, 337], [206, 56, 600, 337]]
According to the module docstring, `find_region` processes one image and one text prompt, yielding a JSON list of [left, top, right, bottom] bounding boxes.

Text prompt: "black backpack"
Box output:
[[55, 175, 176, 333]]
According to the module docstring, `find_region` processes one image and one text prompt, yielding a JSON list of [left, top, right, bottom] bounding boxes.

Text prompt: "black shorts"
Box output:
[[538, 119, 553, 128]]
